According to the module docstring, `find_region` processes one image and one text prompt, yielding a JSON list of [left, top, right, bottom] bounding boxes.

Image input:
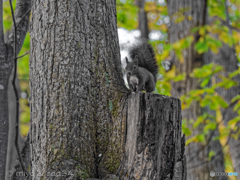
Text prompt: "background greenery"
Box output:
[[117, 0, 240, 176]]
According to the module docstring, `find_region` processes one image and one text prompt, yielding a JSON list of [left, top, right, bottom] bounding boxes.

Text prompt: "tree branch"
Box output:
[[0, 0, 4, 48], [12, 132, 31, 180], [17, 50, 29, 59], [7, 0, 31, 56], [9, 0, 29, 177]]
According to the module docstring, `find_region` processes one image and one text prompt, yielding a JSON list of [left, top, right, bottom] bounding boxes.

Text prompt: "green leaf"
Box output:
[[200, 95, 228, 110], [182, 126, 192, 136], [215, 96, 228, 108], [200, 77, 210, 87], [208, 0, 226, 20], [204, 122, 217, 133], [191, 26, 200, 33], [156, 81, 171, 96], [204, 87, 215, 94], [196, 134, 205, 143], [218, 77, 238, 89], [231, 95, 240, 103], [191, 63, 215, 78], [193, 116, 205, 129], [182, 119, 192, 136], [186, 136, 196, 146], [228, 116, 240, 126], [206, 35, 222, 54], [174, 16, 185, 23], [173, 73, 186, 82], [195, 39, 209, 54], [233, 102, 240, 112], [229, 68, 240, 79], [212, 64, 223, 74], [200, 95, 217, 109], [208, 151, 216, 161]]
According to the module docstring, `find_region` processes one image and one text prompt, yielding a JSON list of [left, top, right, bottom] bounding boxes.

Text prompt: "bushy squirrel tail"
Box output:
[[129, 40, 159, 82]]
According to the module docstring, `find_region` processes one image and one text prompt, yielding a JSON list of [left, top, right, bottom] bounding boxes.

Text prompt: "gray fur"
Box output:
[[125, 42, 158, 92]]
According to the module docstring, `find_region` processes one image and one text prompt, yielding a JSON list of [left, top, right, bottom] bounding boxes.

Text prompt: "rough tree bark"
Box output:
[[167, 0, 226, 179], [0, 1, 12, 178], [136, 0, 149, 39], [118, 93, 186, 180], [30, 0, 127, 179], [0, 0, 30, 179], [30, 0, 185, 180]]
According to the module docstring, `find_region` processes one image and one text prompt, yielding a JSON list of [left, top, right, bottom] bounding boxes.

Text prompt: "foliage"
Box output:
[[181, 64, 240, 144], [3, 0, 16, 31], [116, 0, 138, 30], [117, 0, 240, 174], [173, 0, 240, 173]]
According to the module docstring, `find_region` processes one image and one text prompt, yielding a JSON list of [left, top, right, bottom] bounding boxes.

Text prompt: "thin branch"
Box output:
[[9, 0, 29, 177], [17, 50, 29, 59], [0, 0, 4, 47], [16, 7, 31, 28], [7, 0, 31, 56], [12, 131, 31, 180]]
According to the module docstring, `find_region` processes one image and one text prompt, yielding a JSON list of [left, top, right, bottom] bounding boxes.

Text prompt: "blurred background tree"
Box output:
[[116, 0, 240, 179], [3, 0, 30, 138], [3, 0, 240, 179]]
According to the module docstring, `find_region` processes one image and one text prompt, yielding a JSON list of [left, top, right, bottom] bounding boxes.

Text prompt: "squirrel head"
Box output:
[[125, 57, 138, 76]]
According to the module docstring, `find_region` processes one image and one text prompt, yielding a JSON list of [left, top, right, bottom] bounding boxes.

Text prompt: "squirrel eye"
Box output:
[[128, 72, 131, 76], [133, 65, 136, 69]]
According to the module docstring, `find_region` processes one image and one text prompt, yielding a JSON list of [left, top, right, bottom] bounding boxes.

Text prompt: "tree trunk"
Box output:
[[0, 1, 10, 179], [0, 44, 12, 180], [167, 0, 226, 179], [136, 0, 149, 39], [118, 93, 186, 180], [30, 0, 185, 180], [30, 0, 127, 179], [204, 4, 240, 177], [204, 28, 240, 179]]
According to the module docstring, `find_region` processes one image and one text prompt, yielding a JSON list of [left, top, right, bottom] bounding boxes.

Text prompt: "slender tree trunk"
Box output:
[[136, 0, 149, 39], [167, 0, 226, 179], [0, 1, 10, 179], [0, 44, 12, 180]]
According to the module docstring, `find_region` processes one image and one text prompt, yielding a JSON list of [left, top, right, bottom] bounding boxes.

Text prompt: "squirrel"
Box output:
[[125, 41, 158, 92]]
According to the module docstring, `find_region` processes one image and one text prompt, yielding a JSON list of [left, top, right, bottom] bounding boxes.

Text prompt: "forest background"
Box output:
[[2, 0, 240, 179]]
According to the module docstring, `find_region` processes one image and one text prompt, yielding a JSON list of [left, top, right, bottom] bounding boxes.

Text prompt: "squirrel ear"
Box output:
[[125, 57, 129, 64]]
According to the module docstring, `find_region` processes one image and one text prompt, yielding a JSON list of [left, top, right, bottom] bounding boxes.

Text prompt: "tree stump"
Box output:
[[119, 93, 186, 180]]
